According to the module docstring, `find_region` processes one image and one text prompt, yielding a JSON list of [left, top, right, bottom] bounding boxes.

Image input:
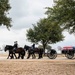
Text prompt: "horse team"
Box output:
[[4, 45, 44, 59], [4, 45, 75, 59]]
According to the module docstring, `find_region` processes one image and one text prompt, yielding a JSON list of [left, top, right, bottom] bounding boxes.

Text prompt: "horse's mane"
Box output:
[[6, 45, 14, 49], [6, 45, 13, 47], [24, 45, 31, 48]]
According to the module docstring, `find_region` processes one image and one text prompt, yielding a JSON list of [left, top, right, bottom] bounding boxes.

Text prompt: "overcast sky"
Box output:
[[0, 0, 75, 50]]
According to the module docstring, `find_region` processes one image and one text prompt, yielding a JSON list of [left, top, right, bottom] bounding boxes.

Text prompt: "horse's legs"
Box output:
[[7, 53, 13, 59], [27, 53, 31, 59], [13, 53, 17, 59], [18, 53, 20, 59], [38, 49, 43, 59], [10, 54, 14, 59], [32, 53, 36, 59], [7, 53, 12, 59], [20, 51, 25, 59], [7, 53, 10, 59], [40, 50, 43, 58], [40, 54, 42, 58], [32, 54, 34, 59], [21, 55, 24, 59], [38, 54, 40, 59], [38, 52, 42, 59], [41, 53, 43, 58]]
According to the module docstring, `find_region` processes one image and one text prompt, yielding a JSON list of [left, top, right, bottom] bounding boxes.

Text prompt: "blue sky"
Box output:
[[0, 0, 75, 50]]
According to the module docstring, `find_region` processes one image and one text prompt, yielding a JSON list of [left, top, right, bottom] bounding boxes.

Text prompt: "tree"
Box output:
[[46, 45, 52, 50], [0, 0, 11, 29], [38, 44, 52, 50], [46, 0, 75, 34], [26, 18, 64, 54]]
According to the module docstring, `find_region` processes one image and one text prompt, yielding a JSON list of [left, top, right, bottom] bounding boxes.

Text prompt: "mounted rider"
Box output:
[[31, 44, 35, 50], [13, 41, 18, 53]]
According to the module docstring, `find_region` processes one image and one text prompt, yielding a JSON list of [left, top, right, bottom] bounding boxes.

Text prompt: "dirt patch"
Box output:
[[0, 59, 75, 75], [0, 53, 75, 75]]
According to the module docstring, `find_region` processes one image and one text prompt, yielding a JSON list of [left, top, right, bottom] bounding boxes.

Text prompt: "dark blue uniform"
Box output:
[[31, 44, 35, 50], [13, 41, 18, 52]]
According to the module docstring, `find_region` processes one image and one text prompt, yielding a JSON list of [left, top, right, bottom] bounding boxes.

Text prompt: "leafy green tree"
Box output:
[[46, 0, 75, 34], [38, 44, 51, 50], [26, 18, 64, 54], [0, 0, 11, 29]]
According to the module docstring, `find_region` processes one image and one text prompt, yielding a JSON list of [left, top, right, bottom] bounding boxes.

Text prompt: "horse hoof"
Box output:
[[27, 58, 29, 59], [38, 58, 40, 59]]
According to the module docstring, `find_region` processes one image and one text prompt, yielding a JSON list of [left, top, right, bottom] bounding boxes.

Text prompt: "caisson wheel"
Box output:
[[66, 53, 74, 59], [47, 50, 57, 59]]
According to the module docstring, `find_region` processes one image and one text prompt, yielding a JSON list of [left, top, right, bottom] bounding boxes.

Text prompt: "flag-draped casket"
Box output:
[[62, 46, 75, 54]]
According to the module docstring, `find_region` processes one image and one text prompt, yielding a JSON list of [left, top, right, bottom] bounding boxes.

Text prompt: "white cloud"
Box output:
[[9, 0, 53, 29]]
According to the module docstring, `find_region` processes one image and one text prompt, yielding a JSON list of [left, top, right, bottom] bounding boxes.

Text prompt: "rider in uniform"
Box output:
[[13, 41, 18, 53], [31, 44, 35, 50]]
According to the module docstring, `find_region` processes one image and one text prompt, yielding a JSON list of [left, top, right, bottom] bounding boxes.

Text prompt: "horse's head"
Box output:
[[24, 45, 30, 51], [4, 45, 13, 52], [4, 45, 9, 52]]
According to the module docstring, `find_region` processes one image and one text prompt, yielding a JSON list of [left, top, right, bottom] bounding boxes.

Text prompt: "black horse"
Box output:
[[24, 45, 43, 59], [4, 45, 25, 59]]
